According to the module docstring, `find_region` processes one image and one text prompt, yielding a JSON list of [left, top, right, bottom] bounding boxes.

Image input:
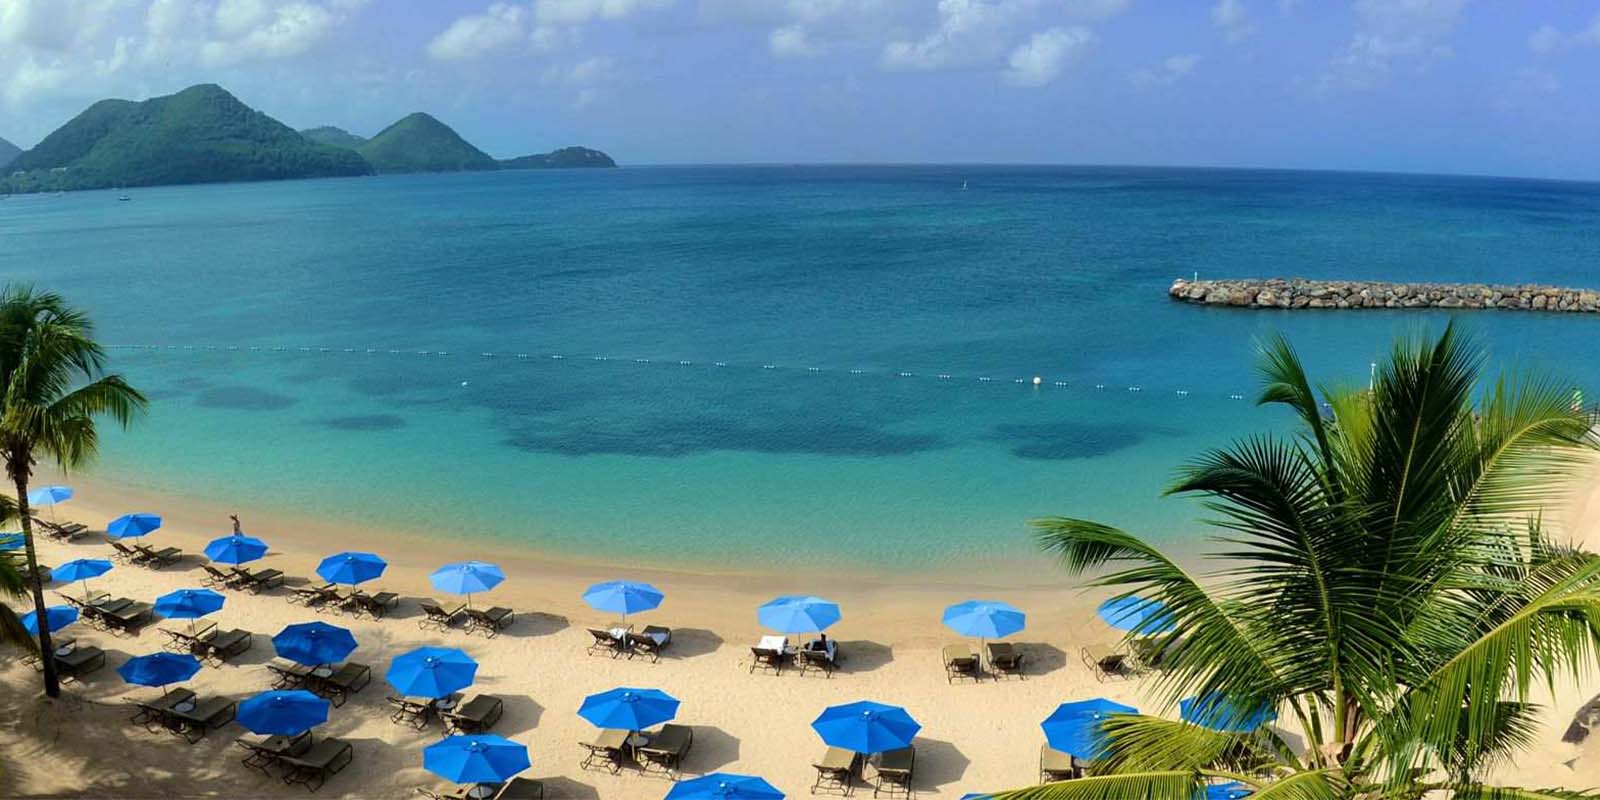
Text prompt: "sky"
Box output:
[[1, 0, 1598, 179]]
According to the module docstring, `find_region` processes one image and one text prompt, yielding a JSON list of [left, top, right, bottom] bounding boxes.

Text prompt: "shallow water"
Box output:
[[5, 165, 1600, 570]]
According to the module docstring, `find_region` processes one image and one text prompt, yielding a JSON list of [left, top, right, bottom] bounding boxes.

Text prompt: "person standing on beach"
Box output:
[[230, 514, 242, 534]]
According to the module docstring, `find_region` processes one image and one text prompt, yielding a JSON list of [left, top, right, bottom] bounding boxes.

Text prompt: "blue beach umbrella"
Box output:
[[238, 690, 331, 736], [108, 513, 163, 539], [28, 485, 73, 507], [1180, 693, 1276, 733], [387, 647, 478, 699], [51, 557, 113, 601], [578, 687, 680, 732], [155, 588, 226, 621], [22, 605, 78, 635], [1204, 782, 1253, 800], [273, 621, 358, 666], [0, 532, 22, 551], [812, 701, 921, 754], [118, 652, 202, 692], [583, 580, 665, 623], [758, 595, 841, 634], [1040, 698, 1139, 759], [942, 600, 1026, 640], [666, 773, 785, 800], [1097, 597, 1177, 636], [430, 561, 506, 605], [317, 551, 388, 586], [205, 533, 269, 565], [424, 734, 530, 785]]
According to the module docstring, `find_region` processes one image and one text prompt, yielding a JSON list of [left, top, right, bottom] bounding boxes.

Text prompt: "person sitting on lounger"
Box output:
[[805, 633, 836, 661]]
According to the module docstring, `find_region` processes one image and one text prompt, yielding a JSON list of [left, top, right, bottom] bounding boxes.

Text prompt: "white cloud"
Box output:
[[1002, 25, 1091, 87], [770, 24, 823, 57], [1211, 0, 1255, 44], [199, 2, 337, 67], [215, 0, 273, 38], [1527, 15, 1600, 55], [533, 0, 671, 27], [1128, 53, 1199, 89], [882, 0, 1024, 71], [0, 0, 120, 51], [427, 3, 528, 61], [1316, 0, 1466, 91]]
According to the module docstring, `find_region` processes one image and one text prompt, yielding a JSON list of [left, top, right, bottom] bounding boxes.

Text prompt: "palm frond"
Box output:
[[985, 771, 1200, 800], [1095, 714, 1283, 774]]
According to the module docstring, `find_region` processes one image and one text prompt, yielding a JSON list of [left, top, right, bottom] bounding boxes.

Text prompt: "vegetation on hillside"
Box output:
[[0, 85, 371, 193], [0, 136, 21, 169], [356, 112, 497, 173], [299, 125, 367, 149], [500, 146, 616, 169]]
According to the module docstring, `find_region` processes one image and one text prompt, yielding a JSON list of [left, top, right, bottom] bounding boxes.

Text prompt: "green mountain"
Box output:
[[0, 136, 20, 169], [499, 146, 616, 169], [1, 84, 370, 193], [356, 112, 497, 173], [299, 126, 366, 149]]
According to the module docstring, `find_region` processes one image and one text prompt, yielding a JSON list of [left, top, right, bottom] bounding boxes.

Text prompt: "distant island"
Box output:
[[298, 125, 367, 149], [1, 84, 616, 194]]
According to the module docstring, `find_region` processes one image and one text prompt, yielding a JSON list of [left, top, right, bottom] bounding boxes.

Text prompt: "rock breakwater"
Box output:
[[1170, 278, 1600, 312]]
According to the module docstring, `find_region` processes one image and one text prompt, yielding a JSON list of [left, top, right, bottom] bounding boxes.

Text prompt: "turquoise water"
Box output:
[[4, 166, 1600, 571]]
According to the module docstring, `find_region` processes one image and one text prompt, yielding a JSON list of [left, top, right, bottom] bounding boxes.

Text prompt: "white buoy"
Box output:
[[460, 381, 468, 387], [1032, 376, 1042, 386]]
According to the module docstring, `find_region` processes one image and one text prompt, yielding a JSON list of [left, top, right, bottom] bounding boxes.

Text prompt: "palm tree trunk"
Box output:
[[15, 475, 60, 698]]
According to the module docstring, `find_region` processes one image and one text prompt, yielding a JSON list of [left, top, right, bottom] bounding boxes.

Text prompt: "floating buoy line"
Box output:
[[105, 343, 1258, 403]]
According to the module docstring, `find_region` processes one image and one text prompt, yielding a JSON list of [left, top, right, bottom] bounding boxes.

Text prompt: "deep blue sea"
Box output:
[[4, 165, 1600, 572]]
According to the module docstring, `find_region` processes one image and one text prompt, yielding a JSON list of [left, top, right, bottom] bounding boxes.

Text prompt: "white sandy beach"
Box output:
[[3, 465, 1598, 799]]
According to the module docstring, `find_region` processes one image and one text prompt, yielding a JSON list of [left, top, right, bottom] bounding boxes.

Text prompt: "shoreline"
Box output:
[[1, 459, 1595, 797]]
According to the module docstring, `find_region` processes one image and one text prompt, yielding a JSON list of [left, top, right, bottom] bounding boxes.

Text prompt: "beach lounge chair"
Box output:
[[419, 600, 465, 631], [237, 729, 313, 775], [1081, 646, 1128, 681], [201, 564, 248, 589], [24, 634, 74, 670], [638, 723, 694, 778], [812, 746, 859, 796], [55, 644, 106, 682], [626, 626, 672, 662], [134, 544, 183, 568], [441, 694, 504, 735], [103, 601, 155, 636], [111, 541, 149, 564], [750, 646, 788, 675], [234, 566, 285, 593], [314, 662, 372, 707], [39, 519, 89, 541], [494, 777, 546, 799], [129, 688, 198, 731], [160, 622, 218, 653], [278, 737, 354, 792], [586, 628, 625, 657], [1039, 745, 1078, 783], [799, 639, 840, 677], [195, 627, 254, 665], [82, 596, 133, 629], [269, 657, 314, 689], [22, 562, 53, 584], [348, 590, 400, 619], [870, 747, 914, 798], [290, 583, 341, 607], [987, 642, 1026, 679], [166, 696, 238, 743], [386, 696, 432, 730], [579, 730, 629, 774], [464, 606, 515, 637], [943, 644, 981, 683], [1130, 636, 1169, 669]]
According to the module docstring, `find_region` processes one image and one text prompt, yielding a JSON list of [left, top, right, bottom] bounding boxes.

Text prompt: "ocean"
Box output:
[[4, 165, 1600, 572]]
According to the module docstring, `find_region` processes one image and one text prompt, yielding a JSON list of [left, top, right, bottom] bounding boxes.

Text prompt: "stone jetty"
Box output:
[[1170, 277, 1600, 313]]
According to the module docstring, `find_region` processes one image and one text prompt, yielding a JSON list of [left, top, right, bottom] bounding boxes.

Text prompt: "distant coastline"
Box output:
[[0, 84, 615, 195], [1170, 277, 1600, 313]]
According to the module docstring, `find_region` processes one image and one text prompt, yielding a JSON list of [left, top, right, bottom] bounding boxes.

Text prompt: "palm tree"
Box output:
[[0, 286, 145, 697], [1003, 324, 1600, 800], [0, 494, 36, 652]]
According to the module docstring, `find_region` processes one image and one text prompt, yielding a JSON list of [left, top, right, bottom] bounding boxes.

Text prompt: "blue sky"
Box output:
[[2, 1, 1598, 179]]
